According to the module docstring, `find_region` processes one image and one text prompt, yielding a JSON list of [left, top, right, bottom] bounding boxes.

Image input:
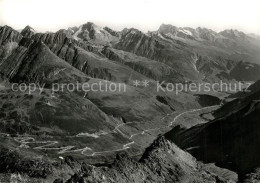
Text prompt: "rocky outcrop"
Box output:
[[0, 147, 52, 178], [244, 168, 260, 183], [62, 136, 237, 182], [0, 146, 84, 182]]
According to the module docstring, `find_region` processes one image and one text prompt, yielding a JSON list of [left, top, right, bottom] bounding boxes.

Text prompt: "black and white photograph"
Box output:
[[0, 0, 260, 182]]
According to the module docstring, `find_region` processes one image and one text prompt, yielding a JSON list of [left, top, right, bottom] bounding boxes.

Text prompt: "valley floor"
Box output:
[[3, 105, 219, 160]]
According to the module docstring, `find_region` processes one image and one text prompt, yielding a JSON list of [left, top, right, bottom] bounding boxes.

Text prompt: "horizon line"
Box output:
[[1, 22, 259, 36]]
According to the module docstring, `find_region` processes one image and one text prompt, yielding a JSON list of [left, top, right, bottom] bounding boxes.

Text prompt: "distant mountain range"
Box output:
[[1, 22, 260, 83]]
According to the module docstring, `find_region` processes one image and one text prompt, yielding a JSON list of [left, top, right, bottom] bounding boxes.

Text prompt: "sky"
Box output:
[[0, 0, 259, 34]]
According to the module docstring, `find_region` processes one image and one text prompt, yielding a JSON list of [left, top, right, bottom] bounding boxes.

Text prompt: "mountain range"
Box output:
[[0, 22, 260, 182]]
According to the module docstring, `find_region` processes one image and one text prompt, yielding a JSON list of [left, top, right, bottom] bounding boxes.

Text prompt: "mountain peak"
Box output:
[[219, 29, 246, 39], [1, 25, 16, 31], [81, 22, 99, 30], [104, 26, 120, 37], [158, 24, 178, 33], [24, 25, 35, 31], [69, 22, 120, 45], [0, 25, 22, 45], [157, 24, 195, 39], [196, 27, 217, 34], [21, 25, 36, 38]]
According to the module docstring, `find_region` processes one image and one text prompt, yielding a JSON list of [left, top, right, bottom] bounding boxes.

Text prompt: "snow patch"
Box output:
[[158, 33, 168, 40], [93, 26, 102, 34], [68, 28, 75, 33], [130, 30, 137, 34], [191, 54, 199, 72], [179, 28, 193, 36], [72, 25, 83, 40], [213, 61, 219, 65], [46, 101, 55, 107], [76, 131, 108, 138], [166, 33, 175, 38], [26, 27, 36, 33], [246, 63, 254, 68]]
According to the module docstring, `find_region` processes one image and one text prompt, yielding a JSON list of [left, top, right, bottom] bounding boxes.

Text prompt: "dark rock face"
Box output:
[[227, 79, 260, 99], [166, 92, 260, 180], [248, 80, 260, 93], [214, 90, 260, 118], [230, 61, 260, 81]]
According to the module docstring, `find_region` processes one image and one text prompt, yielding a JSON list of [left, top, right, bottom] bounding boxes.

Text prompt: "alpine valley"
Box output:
[[0, 22, 260, 182]]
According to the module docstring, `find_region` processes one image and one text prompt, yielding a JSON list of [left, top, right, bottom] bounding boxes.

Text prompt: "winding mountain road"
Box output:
[[13, 105, 218, 156]]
